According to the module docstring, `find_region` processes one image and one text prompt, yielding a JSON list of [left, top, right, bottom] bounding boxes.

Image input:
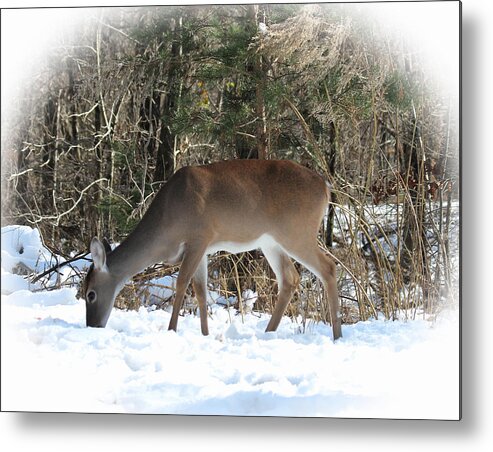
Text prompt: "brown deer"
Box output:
[[83, 160, 342, 340]]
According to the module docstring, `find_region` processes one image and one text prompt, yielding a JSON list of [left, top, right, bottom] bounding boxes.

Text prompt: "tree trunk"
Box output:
[[92, 102, 104, 238], [250, 4, 268, 159], [325, 121, 337, 248], [154, 90, 177, 183], [42, 97, 57, 214], [154, 15, 183, 183], [400, 117, 431, 306]]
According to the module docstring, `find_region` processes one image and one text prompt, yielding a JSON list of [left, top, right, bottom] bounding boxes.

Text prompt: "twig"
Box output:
[[31, 251, 90, 283], [29, 178, 108, 225]]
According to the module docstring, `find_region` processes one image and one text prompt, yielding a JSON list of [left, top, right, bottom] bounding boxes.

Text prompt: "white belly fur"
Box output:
[[206, 234, 279, 255]]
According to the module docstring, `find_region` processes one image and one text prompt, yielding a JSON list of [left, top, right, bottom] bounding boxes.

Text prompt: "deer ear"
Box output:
[[90, 237, 108, 272]]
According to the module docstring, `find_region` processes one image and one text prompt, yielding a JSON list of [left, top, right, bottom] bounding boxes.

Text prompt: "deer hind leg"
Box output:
[[262, 245, 300, 332], [285, 243, 342, 340], [168, 242, 207, 334], [192, 256, 209, 336]]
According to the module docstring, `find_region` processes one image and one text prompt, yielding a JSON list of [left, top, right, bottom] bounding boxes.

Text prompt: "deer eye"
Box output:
[[87, 290, 97, 303]]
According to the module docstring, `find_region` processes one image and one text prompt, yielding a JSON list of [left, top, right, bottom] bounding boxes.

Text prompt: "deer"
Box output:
[[83, 159, 342, 340]]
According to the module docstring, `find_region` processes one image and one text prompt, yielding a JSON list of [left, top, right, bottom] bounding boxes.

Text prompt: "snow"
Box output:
[[1, 225, 54, 273], [258, 22, 268, 35], [1, 225, 459, 419]]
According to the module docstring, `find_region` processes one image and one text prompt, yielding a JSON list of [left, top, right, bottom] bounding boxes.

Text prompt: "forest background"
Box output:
[[1, 2, 460, 326]]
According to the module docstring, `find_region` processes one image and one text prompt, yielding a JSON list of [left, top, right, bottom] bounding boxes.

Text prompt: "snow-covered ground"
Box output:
[[1, 225, 459, 419]]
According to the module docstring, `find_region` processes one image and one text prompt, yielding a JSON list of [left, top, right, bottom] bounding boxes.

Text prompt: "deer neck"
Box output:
[[106, 227, 162, 284]]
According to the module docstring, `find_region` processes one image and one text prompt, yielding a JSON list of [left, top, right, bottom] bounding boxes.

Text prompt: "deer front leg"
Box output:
[[168, 243, 207, 334]]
